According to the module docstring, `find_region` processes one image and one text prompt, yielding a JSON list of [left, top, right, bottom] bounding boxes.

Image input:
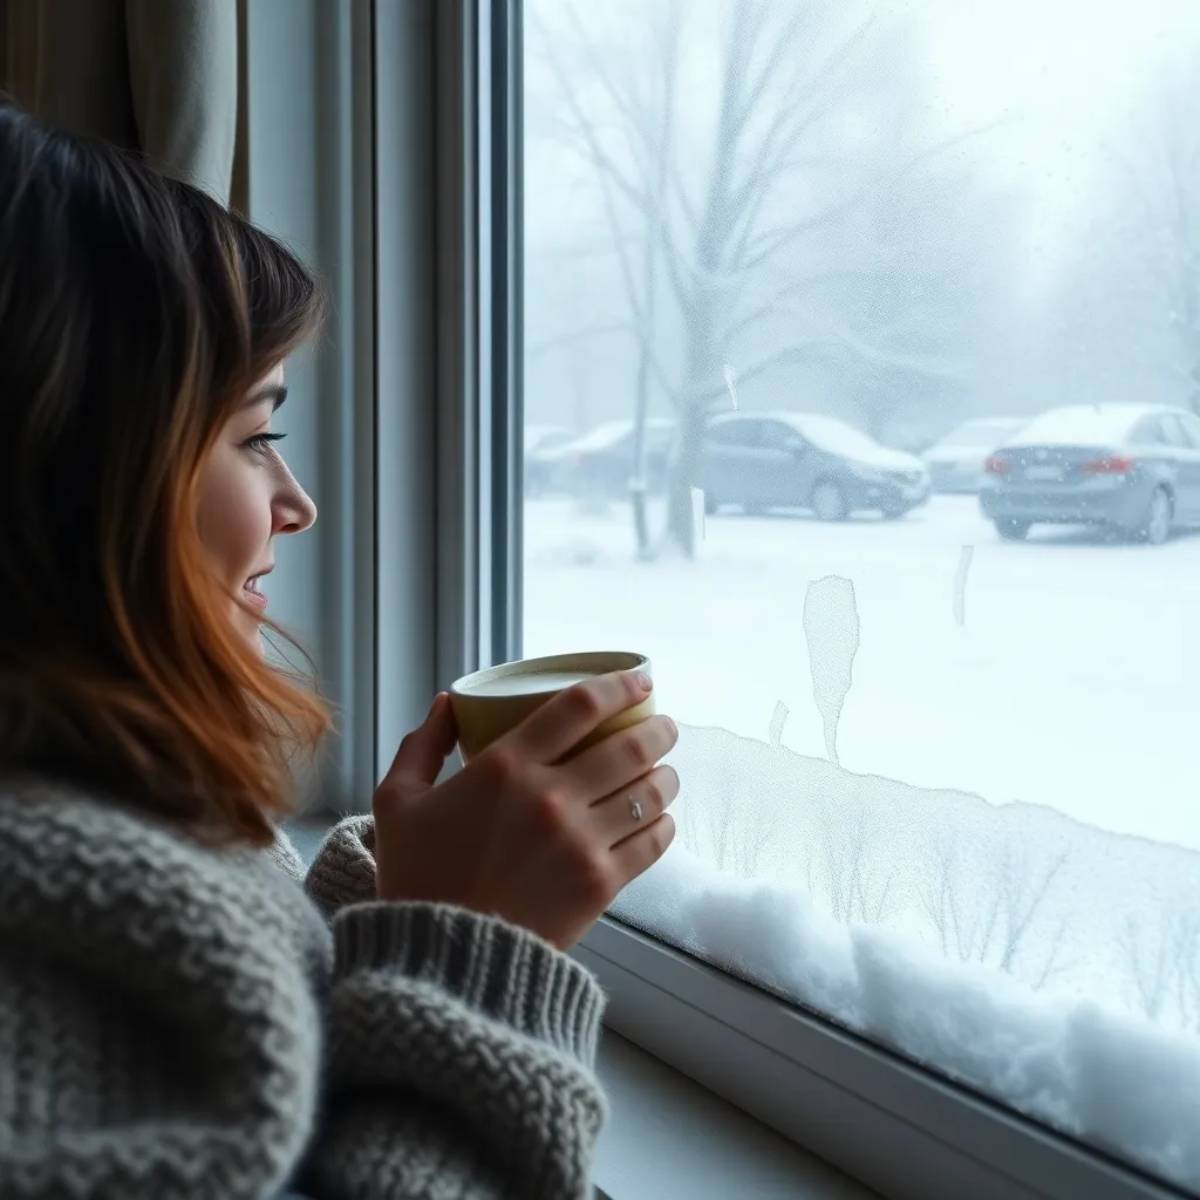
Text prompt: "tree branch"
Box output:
[[739, 115, 1012, 273]]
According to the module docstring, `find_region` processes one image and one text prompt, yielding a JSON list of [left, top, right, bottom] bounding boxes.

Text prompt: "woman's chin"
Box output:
[[234, 605, 266, 656]]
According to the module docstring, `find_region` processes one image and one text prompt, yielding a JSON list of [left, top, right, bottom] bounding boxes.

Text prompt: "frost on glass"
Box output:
[[523, 0, 1200, 1189], [802, 577, 859, 765]]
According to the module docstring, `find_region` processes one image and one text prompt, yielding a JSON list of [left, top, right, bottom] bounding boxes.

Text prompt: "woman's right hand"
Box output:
[[371, 671, 679, 950]]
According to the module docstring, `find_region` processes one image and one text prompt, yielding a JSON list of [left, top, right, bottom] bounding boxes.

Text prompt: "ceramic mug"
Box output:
[[448, 650, 654, 762]]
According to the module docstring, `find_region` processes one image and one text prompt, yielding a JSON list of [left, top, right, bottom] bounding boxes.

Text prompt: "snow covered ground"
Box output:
[[524, 493, 1200, 1190], [525, 493, 1200, 851]]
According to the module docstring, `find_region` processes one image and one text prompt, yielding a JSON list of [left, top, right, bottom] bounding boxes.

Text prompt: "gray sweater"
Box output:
[[0, 776, 608, 1199]]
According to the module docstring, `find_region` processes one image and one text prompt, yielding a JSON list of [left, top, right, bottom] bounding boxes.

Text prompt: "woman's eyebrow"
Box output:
[[243, 385, 288, 412]]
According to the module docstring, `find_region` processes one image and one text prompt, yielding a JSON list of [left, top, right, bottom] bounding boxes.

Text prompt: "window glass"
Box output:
[[1129, 417, 1168, 445], [762, 422, 804, 451], [523, 1, 1200, 1188], [1159, 413, 1189, 447], [707, 419, 761, 448], [1178, 412, 1200, 448]]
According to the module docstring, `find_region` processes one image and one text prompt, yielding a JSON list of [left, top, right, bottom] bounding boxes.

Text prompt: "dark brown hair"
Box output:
[[0, 101, 331, 843]]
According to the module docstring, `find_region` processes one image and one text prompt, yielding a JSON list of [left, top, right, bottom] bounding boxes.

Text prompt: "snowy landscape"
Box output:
[[525, 494, 1200, 1189], [522, 0, 1200, 1186]]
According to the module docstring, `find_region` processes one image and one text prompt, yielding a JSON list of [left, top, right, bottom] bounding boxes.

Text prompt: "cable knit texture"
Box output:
[[0, 777, 608, 1199]]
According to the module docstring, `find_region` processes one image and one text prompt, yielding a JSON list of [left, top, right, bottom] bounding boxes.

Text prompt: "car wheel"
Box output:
[[704, 491, 718, 516], [1137, 487, 1172, 545], [881, 503, 910, 520], [994, 518, 1030, 541], [811, 480, 848, 522]]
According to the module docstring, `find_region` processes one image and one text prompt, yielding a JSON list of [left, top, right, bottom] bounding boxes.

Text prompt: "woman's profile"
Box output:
[[0, 101, 679, 1200]]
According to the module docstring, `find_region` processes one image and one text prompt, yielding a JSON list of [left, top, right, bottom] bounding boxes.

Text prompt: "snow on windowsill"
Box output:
[[610, 724, 1200, 1195]]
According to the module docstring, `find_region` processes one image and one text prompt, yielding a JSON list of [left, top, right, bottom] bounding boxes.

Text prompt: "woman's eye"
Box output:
[[244, 431, 287, 457]]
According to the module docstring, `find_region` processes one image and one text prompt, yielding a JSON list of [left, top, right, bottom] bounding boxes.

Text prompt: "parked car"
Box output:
[[524, 424, 573, 495], [532, 417, 677, 498], [923, 416, 1028, 493], [702, 411, 930, 520], [979, 403, 1200, 544]]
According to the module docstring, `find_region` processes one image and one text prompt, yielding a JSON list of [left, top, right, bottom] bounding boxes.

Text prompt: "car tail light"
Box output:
[[1081, 455, 1135, 474], [984, 454, 1010, 475]]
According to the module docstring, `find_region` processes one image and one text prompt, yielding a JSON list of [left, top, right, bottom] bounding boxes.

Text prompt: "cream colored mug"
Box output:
[[449, 650, 654, 763]]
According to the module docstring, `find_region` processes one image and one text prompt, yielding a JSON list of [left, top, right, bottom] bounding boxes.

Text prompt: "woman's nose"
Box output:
[[273, 469, 317, 535]]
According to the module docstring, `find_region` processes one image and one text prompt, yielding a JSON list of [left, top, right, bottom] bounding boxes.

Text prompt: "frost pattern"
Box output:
[[802, 576, 859, 765], [616, 725, 1200, 1189]]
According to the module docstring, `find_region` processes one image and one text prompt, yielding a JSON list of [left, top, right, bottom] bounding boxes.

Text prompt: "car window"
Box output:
[[1128, 417, 1168, 446], [1175, 412, 1200, 449], [762, 421, 807, 451], [706, 420, 761, 448], [1158, 414, 1189, 448]]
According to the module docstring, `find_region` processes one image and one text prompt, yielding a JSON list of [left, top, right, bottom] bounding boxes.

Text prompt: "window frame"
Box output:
[[398, 2, 1193, 1196]]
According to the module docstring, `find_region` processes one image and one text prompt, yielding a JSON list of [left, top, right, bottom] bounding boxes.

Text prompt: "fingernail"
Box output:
[[635, 672, 653, 692]]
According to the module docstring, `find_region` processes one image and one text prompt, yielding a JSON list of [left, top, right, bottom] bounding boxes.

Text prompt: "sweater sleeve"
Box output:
[[300, 901, 609, 1200], [303, 814, 379, 917], [0, 789, 325, 1200]]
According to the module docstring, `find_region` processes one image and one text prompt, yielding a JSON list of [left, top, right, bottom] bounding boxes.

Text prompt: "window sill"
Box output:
[[590, 1026, 876, 1200]]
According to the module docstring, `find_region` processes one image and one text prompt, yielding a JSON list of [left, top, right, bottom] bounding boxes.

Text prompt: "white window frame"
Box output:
[[373, 2, 1191, 1197]]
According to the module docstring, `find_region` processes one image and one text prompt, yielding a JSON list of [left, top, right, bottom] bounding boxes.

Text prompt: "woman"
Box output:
[[0, 103, 680, 1199]]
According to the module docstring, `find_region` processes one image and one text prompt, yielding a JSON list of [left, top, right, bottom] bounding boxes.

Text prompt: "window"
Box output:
[[1130, 417, 1169, 446], [761, 421, 804, 452], [1159, 414, 1190, 449], [1178, 412, 1200, 450], [521, 1, 1200, 1193], [706, 418, 763, 448]]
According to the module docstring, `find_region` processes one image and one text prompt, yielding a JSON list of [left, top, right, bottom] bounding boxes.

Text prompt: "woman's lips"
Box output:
[[243, 584, 268, 611]]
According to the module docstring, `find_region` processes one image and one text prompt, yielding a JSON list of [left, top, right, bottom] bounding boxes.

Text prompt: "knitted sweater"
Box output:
[[0, 776, 608, 1199]]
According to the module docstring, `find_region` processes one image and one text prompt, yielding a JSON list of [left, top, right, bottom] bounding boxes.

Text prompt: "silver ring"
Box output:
[[629, 797, 643, 822]]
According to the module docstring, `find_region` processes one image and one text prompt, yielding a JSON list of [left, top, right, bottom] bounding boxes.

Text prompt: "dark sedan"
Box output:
[[702, 411, 930, 520], [980, 403, 1200, 544], [532, 417, 677, 499]]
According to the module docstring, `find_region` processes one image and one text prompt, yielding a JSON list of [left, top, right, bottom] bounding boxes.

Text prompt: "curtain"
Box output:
[[0, 0, 242, 208]]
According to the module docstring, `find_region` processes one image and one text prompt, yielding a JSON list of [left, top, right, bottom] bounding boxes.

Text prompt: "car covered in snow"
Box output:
[[701, 411, 930, 520], [979, 403, 1200, 544], [531, 417, 677, 498], [922, 416, 1028, 493], [523, 424, 573, 495]]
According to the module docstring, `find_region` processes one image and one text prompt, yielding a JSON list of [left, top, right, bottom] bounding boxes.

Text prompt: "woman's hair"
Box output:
[[0, 101, 331, 844]]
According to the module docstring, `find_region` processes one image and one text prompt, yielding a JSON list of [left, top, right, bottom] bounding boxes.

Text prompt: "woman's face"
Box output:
[[195, 364, 317, 652]]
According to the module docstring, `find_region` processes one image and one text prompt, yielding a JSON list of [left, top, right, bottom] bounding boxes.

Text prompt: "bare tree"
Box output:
[[530, 0, 995, 556], [1090, 50, 1200, 411]]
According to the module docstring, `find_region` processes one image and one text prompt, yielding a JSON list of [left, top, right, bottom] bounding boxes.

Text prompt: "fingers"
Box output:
[[562, 713, 678, 802], [381, 693, 458, 787], [505, 669, 653, 765], [590, 764, 679, 849], [610, 812, 676, 886]]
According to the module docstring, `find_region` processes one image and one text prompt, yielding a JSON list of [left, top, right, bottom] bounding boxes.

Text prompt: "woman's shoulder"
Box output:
[[0, 770, 331, 979], [0, 771, 227, 871], [0, 772, 316, 925]]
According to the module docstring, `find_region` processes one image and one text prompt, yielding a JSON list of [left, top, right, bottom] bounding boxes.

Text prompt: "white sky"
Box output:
[[919, 0, 1200, 225]]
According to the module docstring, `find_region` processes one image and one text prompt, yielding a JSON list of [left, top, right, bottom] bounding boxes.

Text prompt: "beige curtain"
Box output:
[[0, 0, 245, 209]]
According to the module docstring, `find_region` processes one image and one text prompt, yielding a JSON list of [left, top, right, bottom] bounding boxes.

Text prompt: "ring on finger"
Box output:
[[629, 796, 643, 822]]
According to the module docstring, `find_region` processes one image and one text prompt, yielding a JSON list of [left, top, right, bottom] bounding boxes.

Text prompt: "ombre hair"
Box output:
[[0, 102, 331, 844]]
